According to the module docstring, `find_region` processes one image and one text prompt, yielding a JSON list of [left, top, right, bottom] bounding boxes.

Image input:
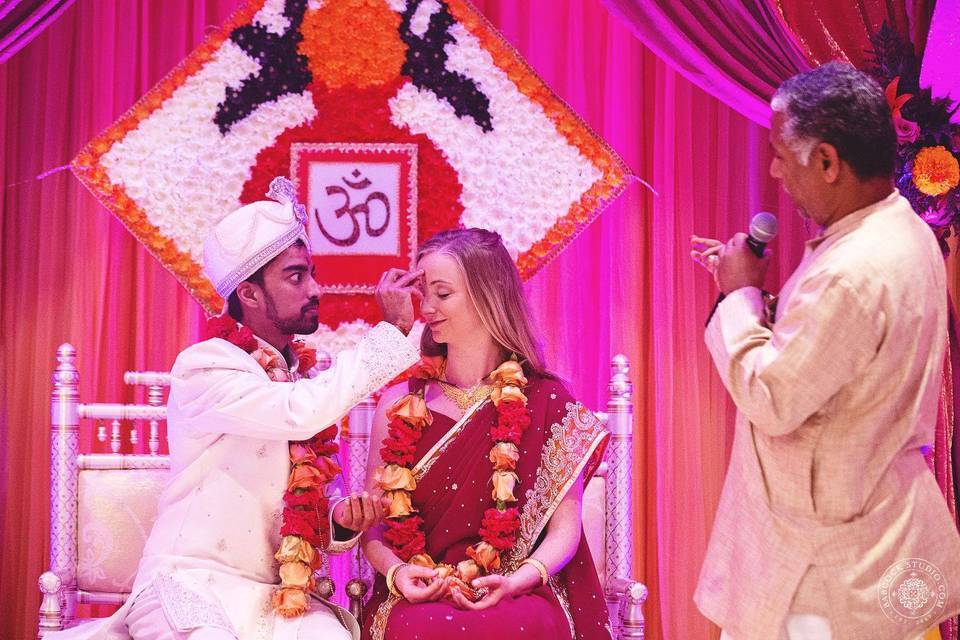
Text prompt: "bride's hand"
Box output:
[[449, 574, 517, 611], [395, 565, 450, 603]]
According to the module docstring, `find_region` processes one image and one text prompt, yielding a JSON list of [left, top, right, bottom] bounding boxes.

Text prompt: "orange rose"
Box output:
[[375, 464, 417, 492], [289, 443, 317, 466], [313, 455, 341, 482], [488, 442, 520, 471], [491, 385, 527, 407], [434, 563, 456, 579], [273, 586, 309, 618], [252, 348, 280, 371], [412, 355, 445, 379], [457, 559, 481, 582], [491, 361, 527, 387], [287, 465, 324, 492], [384, 489, 417, 518], [279, 561, 313, 589], [491, 470, 519, 502], [267, 367, 292, 382], [466, 542, 501, 573], [387, 393, 433, 429], [409, 554, 436, 569], [274, 535, 317, 567]]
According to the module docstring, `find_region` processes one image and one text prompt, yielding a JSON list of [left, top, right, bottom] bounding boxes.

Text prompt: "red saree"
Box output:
[[363, 375, 611, 640]]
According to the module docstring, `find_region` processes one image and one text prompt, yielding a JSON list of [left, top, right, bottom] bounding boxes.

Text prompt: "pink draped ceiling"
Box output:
[[5, 1, 950, 639]]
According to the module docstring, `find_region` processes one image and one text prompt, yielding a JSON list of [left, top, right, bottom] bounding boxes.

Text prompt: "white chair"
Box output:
[[38, 345, 647, 639]]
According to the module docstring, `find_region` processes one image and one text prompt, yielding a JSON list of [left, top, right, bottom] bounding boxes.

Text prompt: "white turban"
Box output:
[[203, 177, 310, 298]]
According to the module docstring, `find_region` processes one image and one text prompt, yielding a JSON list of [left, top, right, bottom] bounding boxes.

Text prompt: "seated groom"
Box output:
[[50, 177, 421, 640]]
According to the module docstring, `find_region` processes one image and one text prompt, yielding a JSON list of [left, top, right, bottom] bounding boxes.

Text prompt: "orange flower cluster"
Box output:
[[444, 0, 630, 278], [299, 0, 408, 89], [274, 425, 340, 618], [913, 146, 960, 197]]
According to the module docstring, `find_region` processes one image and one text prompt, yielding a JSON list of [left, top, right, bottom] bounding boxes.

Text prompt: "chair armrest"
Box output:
[[608, 577, 648, 640], [37, 571, 64, 638]]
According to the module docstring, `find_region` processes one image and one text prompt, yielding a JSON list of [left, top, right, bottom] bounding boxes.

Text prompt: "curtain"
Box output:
[[0, 0, 77, 62], [0, 1, 808, 639], [601, 0, 810, 126], [775, 0, 936, 69]]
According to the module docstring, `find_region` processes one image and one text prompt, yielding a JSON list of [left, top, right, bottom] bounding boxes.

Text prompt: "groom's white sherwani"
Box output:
[[50, 321, 419, 640]]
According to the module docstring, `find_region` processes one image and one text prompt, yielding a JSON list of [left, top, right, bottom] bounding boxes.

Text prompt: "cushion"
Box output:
[[77, 469, 168, 593]]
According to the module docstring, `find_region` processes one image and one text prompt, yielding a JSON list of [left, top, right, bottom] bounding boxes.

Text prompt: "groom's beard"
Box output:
[[265, 290, 320, 335]]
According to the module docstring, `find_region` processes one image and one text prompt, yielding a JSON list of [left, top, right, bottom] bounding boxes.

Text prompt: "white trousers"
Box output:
[[126, 583, 353, 640], [720, 614, 932, 640]]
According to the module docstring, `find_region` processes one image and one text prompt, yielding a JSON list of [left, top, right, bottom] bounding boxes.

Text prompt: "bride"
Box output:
[[361, 228, 611, 640]]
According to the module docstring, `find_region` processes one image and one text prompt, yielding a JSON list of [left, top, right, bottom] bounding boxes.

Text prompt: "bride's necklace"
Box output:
[[436, 378, 494, 411], [435, 360, 494, 411]]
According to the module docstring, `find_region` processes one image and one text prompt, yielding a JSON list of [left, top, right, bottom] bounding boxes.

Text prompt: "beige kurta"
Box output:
[[50, 321, 419, 640], [696, 191, 960, 640]]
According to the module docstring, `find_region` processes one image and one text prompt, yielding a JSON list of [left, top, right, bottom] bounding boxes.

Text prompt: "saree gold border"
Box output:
[[370, 593, 402, 640], [548, 575, 577, 640], [503, 402, 608, 572], [412, 397, 488, 482]]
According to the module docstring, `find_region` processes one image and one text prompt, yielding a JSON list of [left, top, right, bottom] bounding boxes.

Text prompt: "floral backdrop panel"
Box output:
[[71, 0, 632, 330]]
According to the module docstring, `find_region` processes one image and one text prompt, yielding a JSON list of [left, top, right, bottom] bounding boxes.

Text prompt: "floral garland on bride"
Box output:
[[376, 357, 532, 600], [204, 315, 338, 618]]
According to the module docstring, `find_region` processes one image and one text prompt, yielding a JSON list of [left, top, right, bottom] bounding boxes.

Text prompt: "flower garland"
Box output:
[[204, 315, 337, 618], [867, 23, 960, 250], [375, 357, 531, 600]]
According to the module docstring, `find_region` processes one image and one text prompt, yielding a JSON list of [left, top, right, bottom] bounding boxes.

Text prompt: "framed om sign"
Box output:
[[291, 143, 418, 295]]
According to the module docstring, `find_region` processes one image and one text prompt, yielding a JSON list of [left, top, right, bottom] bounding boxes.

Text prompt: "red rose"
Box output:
[[284, 487, 322, 509], [227, 326, 258, 353], [205, 315, 239, 340], [384, 516, 427, 561], [291, 341, 318, 375], [280, 507, 320, 539], [491, 403, 531, 444], [479, 507, 521, 550], [380, 441, 417, 467]]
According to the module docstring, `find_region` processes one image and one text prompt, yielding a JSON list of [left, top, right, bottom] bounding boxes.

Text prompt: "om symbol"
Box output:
[[315, 169, 391, 247]]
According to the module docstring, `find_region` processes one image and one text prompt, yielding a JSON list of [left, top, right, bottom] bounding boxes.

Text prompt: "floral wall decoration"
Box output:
[[71, 0, 632, 333], [867, 23, 960, 251]]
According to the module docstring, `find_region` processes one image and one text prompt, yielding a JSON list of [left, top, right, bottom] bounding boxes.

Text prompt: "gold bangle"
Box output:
[[386, 562, 408, 598], [521, 558, 549, 587]]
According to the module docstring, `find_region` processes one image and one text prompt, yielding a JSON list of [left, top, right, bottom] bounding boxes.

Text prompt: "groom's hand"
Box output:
[[332, 491, 390, 534], [376, 268, 424, 335]]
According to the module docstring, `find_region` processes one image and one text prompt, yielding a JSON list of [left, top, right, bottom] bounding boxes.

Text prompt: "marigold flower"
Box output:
[[913, 146, 960, 196]]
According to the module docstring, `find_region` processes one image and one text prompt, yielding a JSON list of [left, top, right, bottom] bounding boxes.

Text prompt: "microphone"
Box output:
[[704, 211, 779, 327], [746, 211, 779, 258]]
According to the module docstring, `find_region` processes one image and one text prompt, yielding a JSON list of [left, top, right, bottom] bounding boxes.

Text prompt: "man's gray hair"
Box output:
[[770, 62, 897, 179]]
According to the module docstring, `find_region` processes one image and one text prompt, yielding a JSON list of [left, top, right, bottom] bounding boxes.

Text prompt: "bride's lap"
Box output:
[[383, 590, 573, 640]]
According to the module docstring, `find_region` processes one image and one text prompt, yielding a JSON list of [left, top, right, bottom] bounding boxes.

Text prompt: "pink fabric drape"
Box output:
[[601, 0, 810, 126], [2, 1, 810, 639], [774, 0, 935, 69], [0, 0, 76, 62]]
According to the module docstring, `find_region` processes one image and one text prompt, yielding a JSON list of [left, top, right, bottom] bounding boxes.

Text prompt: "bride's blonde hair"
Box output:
[[418, 228, 548, 376]]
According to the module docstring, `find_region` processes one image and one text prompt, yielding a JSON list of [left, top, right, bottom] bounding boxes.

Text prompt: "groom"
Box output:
[[51, 177, 421, 640]]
